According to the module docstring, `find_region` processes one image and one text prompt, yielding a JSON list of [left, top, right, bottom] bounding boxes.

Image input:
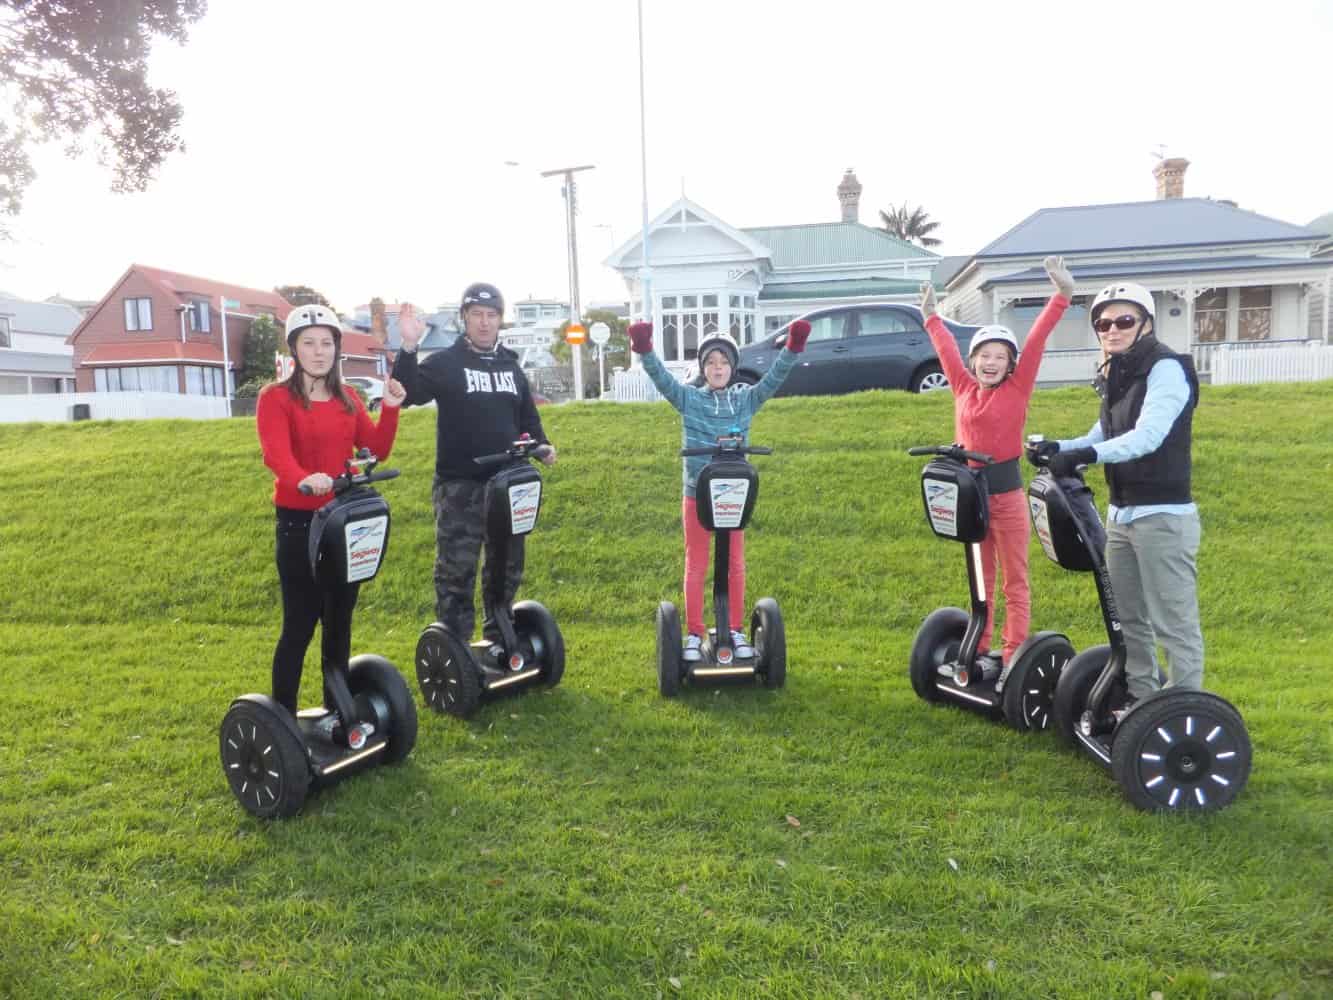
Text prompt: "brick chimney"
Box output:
[[369, 297, 387, 343], [837, 168, 862, 223], [1153, 157, 1189, 200]]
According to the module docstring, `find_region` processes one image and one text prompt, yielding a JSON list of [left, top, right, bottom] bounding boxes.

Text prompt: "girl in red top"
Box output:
[[256, 304, 406, 716], [920, 256, 1074, 678]]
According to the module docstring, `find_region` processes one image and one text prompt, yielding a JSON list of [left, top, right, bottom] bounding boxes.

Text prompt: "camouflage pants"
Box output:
[[433, 477, 525, 642]]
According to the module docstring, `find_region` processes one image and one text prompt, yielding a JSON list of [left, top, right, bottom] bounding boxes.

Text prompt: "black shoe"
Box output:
[[1111, 696, 1139, 725], [976, 652, 1004, 683]]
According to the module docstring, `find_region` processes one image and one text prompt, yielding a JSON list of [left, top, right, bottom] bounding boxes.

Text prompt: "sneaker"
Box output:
[[682, 634, 704, 663], [976, 652, 1004, 683], [730, 630, 755, 658], [937, 661, 956, 678], [1111, 696, 1139, 726]]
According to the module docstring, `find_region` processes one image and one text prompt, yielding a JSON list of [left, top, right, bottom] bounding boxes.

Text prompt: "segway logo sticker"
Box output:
[[925, 481, 959, 537], [509, 482, 542, 535], [344, 515, 388, 582], [709, 478, 750, 529]]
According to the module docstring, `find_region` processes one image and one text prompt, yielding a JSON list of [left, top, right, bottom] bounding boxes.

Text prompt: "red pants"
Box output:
[[682, 496, 746, 636], [979, 488, 1031, 664]]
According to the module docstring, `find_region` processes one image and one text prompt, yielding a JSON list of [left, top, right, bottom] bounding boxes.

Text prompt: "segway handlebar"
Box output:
[[680, 433, 772, 459], [907, 444, 993, 465], [474, 434, 548, 467], [299, 449, 400, 495]]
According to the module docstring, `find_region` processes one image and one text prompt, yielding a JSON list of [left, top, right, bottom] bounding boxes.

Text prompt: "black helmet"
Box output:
[[460, 282, 504, 318]]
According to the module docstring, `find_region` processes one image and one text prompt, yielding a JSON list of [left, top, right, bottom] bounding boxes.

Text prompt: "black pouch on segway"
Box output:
[[484, 463, 544, 538], [1027, 473, 1106, 572], [307, 488, 393, 585], [920, 459, 989, 543], [695, 459, 759, 532]]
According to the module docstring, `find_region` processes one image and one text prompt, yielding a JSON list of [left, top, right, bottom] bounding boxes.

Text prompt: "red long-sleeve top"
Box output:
[[924, 295, 1070, 464], [256, 383, 400, 510]]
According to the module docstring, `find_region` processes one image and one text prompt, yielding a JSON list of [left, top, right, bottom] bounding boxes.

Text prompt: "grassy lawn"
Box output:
[[1, 382, 1330, 998]]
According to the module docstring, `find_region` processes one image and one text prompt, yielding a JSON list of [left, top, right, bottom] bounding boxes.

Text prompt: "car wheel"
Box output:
[[912, 364, 949, 393]]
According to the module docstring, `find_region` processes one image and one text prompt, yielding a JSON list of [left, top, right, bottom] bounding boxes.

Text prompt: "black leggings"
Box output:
[[271, 507, 360, 715]]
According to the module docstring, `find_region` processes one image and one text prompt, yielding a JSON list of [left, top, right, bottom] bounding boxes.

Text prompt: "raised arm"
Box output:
[[920, 283, 970, 388], [1010, 256, 1074, 392], [628, 322, 689, 411]]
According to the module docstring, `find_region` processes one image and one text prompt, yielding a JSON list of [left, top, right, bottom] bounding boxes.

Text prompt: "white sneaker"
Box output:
[[682, 634, 704, 663], [730, 630, 755, 658]]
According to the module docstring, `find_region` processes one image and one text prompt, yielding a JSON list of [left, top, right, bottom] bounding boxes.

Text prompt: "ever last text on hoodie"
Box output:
[[392, 337, 550, 482]]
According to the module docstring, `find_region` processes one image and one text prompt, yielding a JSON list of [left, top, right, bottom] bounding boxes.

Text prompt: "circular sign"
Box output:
[[565, 323, 587, 346], [589, 321, 611, 346]]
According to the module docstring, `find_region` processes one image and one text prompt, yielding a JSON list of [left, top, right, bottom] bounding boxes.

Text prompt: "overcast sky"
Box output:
[[2, 0, 1330, 314]]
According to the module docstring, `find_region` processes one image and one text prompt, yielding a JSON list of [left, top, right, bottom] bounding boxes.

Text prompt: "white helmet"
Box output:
[[1090, 282, 1155, 325], [285, 304, 343, 349], [968, 325, 1019, 360], [697, 332, 740, 370]]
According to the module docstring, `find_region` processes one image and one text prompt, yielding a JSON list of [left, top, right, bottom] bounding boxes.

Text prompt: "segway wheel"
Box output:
[[514, 600, 565, 688], [1001, 635, 1075, 732], [656, 601, 683, 698], [1110, 691, 1252, 812], [909, 607, 967, 703], [1051, 645, 1124, 748], [348, 654, 418, 764], [752, 597, 786, 689], [219, 696, 310, 819], [416, 624, 482, 718]]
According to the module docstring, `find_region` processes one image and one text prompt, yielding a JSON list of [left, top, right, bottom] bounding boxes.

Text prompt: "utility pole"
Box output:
[[542, 164, 594, 400]]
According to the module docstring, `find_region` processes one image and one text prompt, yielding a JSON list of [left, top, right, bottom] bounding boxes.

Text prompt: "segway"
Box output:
[[416, 435, 564, 718], [220, 451, 418, 819], [1026, 436, 1251, 811], [656, 433, 786, 696], [906, 444, 1074, 730]]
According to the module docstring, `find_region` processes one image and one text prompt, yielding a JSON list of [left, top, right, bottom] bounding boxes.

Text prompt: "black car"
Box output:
[[735, 303, 979, 396]]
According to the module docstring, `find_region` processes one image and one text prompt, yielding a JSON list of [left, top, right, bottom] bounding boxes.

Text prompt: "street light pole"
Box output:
[[541, 163, 595, 401], [637, 0, 652, 362]]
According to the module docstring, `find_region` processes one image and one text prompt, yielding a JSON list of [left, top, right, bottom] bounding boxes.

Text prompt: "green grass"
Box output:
[[2, 382, 1331, 999]]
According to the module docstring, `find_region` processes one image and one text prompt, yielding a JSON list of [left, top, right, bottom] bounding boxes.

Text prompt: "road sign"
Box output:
[[589, 321, 610, 346], [565, 323, 587, 346]]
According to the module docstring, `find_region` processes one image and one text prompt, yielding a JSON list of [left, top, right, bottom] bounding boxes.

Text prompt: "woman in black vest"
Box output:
[[1028, 282, 1203, 707]]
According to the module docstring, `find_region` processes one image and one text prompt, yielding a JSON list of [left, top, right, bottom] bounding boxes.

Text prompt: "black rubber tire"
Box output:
[[656, 601, 682, 698], [514, 600, 565, 688], [416, 624, 482, 718], [219, 696, 310, 819], [348, 654, 418, 764], [1051, 644, 1127, 748], [912, 363, 949, 393], [1110, 690, 1252, 812], [909, 607, 967, 702], [752, 597, 786, 689], [1001, 635, 1075, 732]]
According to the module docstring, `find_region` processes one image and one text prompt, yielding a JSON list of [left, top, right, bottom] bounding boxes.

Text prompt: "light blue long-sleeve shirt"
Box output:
[[1060, 357, 1198, 524], [641, 348, 798, 497]]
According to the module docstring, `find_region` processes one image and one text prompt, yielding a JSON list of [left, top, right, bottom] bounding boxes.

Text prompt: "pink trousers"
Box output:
[[682, 496, 746, 636], [979, 488, 1031, 664]]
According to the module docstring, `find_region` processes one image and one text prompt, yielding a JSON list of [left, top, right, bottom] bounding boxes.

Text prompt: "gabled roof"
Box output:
[[742, 222, 936, 269], [985, 254, 1333, 288], [604, 198, 773, 268], [340, 331, 388, 359], [978, 198, 1324, 258]]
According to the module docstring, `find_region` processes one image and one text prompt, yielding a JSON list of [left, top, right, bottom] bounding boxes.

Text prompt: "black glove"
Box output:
[[1048, 446, 1097, 478], [1025, 438, 1060, 468]]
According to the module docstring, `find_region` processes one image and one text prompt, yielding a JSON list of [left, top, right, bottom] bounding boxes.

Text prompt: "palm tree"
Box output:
[[879, 203, 942, 248]]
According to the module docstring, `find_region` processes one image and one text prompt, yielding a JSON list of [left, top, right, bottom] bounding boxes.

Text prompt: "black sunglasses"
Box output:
[[1093, 314, 1142, 334]]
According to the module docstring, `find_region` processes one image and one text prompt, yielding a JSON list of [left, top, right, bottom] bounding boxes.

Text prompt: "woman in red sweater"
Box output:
[[920, 256, 1074, 679], [256, 304, 406, 717]]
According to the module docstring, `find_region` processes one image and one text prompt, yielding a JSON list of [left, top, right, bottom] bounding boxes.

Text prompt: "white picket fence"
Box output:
[[0, 391, 232, 424], [610, 362, 696, 402], [1211, 340, 1333, 385]]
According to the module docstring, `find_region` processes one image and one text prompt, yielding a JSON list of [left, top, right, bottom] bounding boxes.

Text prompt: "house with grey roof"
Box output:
[[603, 170, 937, 364], [942, 160, 1332, 381], [0, 293, 78, 396]]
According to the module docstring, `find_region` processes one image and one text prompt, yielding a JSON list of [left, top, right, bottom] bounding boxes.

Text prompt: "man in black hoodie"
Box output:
[[393, 283, 557, 647]]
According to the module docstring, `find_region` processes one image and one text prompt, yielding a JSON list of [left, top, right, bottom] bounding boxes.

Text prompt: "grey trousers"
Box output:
[[432, 478, 525, 642], [1105, 511, 1204, 700]]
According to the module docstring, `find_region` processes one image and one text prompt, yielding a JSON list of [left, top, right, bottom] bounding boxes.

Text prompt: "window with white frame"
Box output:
[[185, 365, 225, 396], [1193, 289, 1227, 343], [187, 300, 211, 333], [94, 365, 179, 393], [728, 295, 758, 345], [1238, 286, 1272, 341], [0, 315, 11, 348], [123, 297, 153, 331]]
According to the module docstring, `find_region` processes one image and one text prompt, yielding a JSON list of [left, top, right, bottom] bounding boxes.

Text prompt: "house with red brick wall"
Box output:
[[67, 265, 295, 395]]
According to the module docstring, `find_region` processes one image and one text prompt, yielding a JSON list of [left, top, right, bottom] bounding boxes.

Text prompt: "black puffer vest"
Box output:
[[1097, 335, 1199, 507]]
